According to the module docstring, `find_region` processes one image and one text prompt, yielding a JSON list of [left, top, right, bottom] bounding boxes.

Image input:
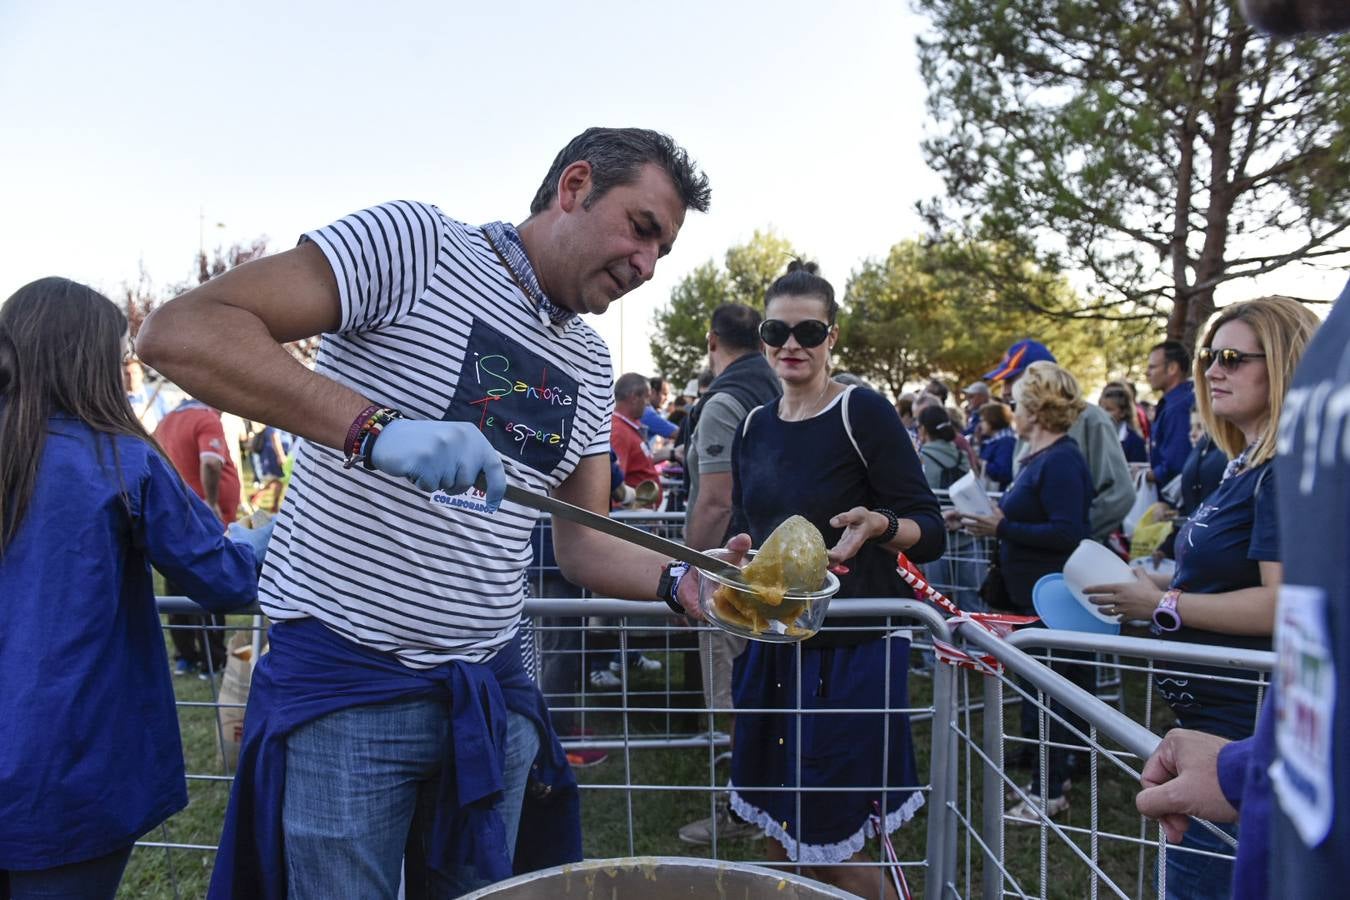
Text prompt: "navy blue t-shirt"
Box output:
[[979, 430, 1016, 490], [995, 436, 1092, 612], [1265, 277, 1350, 895], [1178, 435, 1228, 517], [1157, 461, 1279, 739], [729, 386, 945, 646], [1121, 427, 1148, 464]]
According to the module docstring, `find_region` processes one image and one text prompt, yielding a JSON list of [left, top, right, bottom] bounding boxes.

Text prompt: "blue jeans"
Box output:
[[2, 845, 133, 900], [1164, 819, 1237, 900], [282, 696, 540, 899]]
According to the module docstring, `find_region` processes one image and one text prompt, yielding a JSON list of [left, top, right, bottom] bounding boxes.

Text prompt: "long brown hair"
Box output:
[[0, 277, 161, 551]]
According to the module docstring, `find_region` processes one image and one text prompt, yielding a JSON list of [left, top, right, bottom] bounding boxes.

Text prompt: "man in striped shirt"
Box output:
[[139, 128, 727, 898]]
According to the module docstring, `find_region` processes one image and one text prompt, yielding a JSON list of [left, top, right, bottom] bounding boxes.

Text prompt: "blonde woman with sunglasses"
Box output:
[[1086, 295, 1319, 897]]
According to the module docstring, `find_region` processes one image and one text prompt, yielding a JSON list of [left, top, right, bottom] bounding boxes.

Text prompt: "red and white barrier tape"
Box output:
[[872, 799, 912, 900], [894, 552, 1037, 672]]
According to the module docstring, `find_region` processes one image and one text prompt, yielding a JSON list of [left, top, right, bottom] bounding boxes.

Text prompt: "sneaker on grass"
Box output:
[[1006, 792, 1069, 825], [678, 800, 760, 845], [1005, 779, 1072, 803], [588, 669, 622, 690], [609, 654, 662, 674], [173, 658, 193, 677]]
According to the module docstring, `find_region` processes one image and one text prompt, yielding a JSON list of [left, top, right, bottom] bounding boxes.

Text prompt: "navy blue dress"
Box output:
[[726, 386, 944, 863]]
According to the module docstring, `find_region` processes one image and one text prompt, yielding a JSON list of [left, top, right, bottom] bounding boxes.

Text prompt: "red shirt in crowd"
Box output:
[[610, 413, 662, 507], [154, 400, 241, 524]]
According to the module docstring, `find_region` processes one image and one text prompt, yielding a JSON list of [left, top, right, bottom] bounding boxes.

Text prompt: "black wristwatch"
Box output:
[[658, 561, 691, 615], [870, 508, 900, 545]]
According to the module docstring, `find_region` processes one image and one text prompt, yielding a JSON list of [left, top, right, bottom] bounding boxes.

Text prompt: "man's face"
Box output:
[[1146, 350, 1174, 392], [620, 386, 651, 419], [551, 163, 686, 316], [123, 359, 143, 393]]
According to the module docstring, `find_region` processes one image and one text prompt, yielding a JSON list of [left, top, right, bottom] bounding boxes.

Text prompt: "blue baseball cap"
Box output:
[[982, 339, 1056, 383]]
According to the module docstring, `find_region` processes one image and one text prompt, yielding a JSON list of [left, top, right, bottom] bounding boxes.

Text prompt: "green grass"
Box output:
[[120, 631, 1184, 899]]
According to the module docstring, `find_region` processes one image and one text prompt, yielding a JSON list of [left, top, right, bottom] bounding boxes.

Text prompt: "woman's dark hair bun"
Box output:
[[785, 258, 819, 276]]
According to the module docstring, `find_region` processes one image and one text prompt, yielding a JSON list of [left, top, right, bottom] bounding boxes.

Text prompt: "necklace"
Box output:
[[1222, 443, 1256, 482], [780, 379, 833, 422]]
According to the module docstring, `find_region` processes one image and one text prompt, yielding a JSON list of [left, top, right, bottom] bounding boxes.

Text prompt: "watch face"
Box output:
[[1152, 607, 1182, 632]]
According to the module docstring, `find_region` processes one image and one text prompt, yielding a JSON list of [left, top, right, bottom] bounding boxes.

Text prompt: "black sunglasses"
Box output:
[[759, 319, 831, 349], [1198, 347, 1266, 371]]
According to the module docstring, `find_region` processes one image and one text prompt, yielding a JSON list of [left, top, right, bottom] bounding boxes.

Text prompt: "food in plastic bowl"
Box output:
[[697, 548, 841, 642]]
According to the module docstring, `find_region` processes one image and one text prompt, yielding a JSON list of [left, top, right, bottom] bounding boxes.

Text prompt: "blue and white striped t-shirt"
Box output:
[[258, 201, 614, 667]]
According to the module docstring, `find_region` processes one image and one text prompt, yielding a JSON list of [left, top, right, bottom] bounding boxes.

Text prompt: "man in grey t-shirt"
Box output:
[[679, 302, 781, 845]]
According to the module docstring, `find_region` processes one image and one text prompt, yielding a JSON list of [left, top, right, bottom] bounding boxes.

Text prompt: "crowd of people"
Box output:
[[4, 4, 1350, 892]]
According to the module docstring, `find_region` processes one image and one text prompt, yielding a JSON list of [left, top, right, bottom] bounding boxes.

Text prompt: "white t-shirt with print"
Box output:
[[259, 201, 614, 667]]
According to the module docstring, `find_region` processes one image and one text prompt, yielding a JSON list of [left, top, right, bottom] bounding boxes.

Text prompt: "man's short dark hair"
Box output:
[[648, 376, 665, 395], [530, 128, 711, 216], [614, 372, 649, 402], [1151, 340, 1191, 375], [925, 379, 950, 402], [709, 303, 763, 353]]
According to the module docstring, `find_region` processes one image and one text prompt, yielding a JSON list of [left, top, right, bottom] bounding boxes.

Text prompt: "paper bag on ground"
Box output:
[[217, 630, 265, 771]]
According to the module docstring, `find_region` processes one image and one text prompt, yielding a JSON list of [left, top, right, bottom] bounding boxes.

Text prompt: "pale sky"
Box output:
[[2, 0, 1343, 381]]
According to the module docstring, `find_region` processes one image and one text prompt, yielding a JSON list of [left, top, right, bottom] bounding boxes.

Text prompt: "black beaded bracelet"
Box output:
[[871, 508, 900, 545]]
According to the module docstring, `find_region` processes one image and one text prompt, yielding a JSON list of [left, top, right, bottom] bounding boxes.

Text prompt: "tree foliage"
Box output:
[[121, 238, 317, 365], [835, 237, 1157, 396], [916, 0, 1350, 346], [649, 230, 799, 384]]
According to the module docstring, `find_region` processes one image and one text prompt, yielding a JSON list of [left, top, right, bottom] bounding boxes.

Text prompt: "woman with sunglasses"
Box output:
[[1085, 296, 1319, 898], [723, 261, 944, 899], [0, 278, 267, 899]]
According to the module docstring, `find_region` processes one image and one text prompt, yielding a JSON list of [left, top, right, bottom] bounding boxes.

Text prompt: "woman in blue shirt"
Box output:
[[975, 401, 1016, 490], [1099, 384, 1148, 464], [725, 261, 944, 898], [0, 278, 265, 899], [1087, 296, 1320, 900], [960, 362, 1093, 822]]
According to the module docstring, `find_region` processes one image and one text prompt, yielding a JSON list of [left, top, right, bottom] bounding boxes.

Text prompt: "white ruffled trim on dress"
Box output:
[[729, 787, 926, 865]]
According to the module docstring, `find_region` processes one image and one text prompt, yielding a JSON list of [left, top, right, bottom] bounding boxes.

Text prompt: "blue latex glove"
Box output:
[[226, 520, 275, 568], [369, 419, 507, 511]]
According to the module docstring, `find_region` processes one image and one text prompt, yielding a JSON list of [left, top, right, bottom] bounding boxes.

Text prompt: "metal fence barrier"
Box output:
[[141, 503, 1274, 900], [950, 623, 1274, 900]]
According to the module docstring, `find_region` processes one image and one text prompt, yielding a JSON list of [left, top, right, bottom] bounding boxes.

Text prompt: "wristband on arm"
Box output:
[[658, 561, 691, 615], [342, 406, 404, 470], [870, 508, 900, 545]]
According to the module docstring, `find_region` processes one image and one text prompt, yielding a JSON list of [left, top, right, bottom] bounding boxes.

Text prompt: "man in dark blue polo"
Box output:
[[1146, 340, 1195, 490]]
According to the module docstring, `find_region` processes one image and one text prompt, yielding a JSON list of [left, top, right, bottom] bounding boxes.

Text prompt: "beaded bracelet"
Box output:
[[357, 408, 404, 470], [870, 508, 900, 545], [342, 406, 403, 469], [343, 404, 382, 459]]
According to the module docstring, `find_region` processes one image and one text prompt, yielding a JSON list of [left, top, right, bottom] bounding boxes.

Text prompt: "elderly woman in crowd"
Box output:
[[959, 361, 1093, 822], [1087, 296, 1319, 899]]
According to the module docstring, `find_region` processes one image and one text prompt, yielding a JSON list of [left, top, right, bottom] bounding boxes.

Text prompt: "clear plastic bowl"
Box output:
[[696, 548, 841, 643]]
